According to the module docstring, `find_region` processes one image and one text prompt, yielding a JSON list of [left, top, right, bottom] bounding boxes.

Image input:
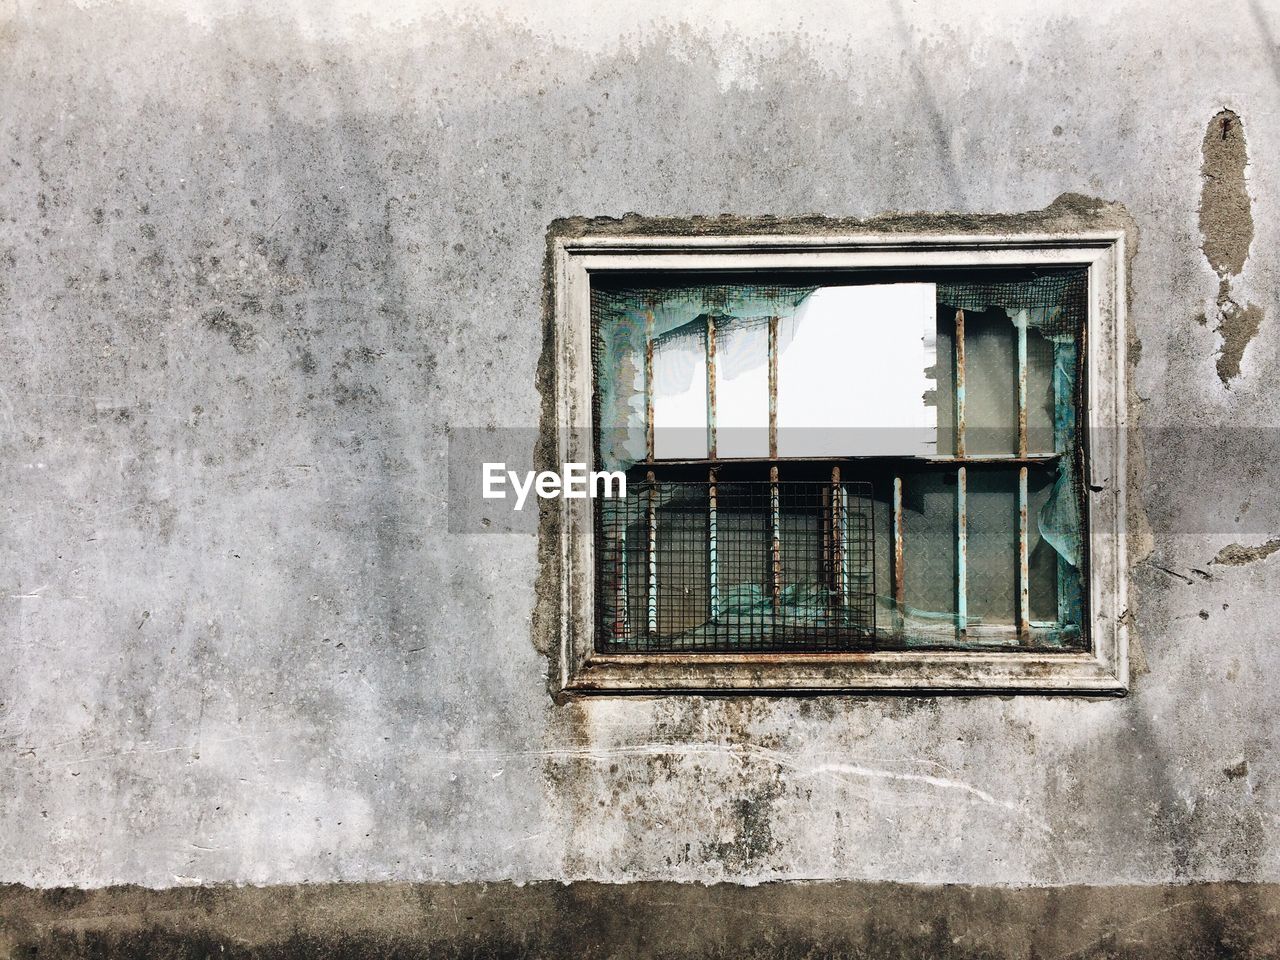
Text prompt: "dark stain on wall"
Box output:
[[1198, 109, 1262, 386], [1, 880, 1276, 959]]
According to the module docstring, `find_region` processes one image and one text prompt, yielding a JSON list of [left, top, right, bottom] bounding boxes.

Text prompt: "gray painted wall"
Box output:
[[0, 0, 1276, 889]]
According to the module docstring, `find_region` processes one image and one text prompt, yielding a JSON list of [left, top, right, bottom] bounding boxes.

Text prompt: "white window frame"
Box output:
[[551, 230, 1128, 695]]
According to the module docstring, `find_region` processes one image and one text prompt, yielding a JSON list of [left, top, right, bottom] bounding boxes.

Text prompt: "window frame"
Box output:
[[551, 229, 1128, 696]]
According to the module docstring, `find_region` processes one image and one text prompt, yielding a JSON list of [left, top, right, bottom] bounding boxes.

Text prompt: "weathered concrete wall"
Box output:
[[0, 0, 1277, 900]]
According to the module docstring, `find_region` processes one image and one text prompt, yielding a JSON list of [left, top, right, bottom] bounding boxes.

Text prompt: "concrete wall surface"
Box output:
[[1, 0, 1278, 936]]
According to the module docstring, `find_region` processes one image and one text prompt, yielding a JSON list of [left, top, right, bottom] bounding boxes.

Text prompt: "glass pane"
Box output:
[[776, 284, 938, 457], [966, 469, 1018, 626], [964, 308, 1018, 454], [1028, 465, 1059, 622], [779, 495, 821, 592], [594, 310, 648, 471], [655, 486, 709, 636], [717, 483, 770, 614], [934, 308, 955, 456], [652, 323, 708, 460], [901, 470, 956, 625], [1026, 326, 1056, 454], [715, 317, 771, 458]]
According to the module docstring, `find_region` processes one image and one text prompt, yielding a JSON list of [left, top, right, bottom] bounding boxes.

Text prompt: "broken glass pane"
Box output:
[[776, 283, 938, 457]]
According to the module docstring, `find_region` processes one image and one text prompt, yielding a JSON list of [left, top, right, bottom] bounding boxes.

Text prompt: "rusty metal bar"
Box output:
[[955, 308, 966, 458], [1018, 464, 1030, 641], [1017, 315, 1028, 458], [893, 474, 905, 635], [831, 465, 844, 609], [644, 309, 655, 461], [956, 465, 968, 638], [768, 314, 779, 459], [708, 465, 719, 621], [1052, 343, 1071, 628], [706, 313, 717, 459], [770, 463, 782, 611], [821, 483, 832, 597], [615, 522, 629, 642], [954, 307, 968, 639], [646, 469, 657, 636]]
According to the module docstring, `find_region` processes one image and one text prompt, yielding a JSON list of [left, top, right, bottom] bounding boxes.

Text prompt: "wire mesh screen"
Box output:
[[936, 270, 1085, 340], [597, 480, 876, 652]]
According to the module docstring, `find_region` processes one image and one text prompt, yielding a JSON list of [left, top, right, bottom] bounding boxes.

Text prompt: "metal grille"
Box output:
[[589, 269, 1091, 653], [597, 479, 876, 652]]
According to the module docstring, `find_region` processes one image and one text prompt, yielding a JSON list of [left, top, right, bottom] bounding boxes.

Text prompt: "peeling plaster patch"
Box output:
[[1199, 110, 1253, 275], [1214, 298, 1264, 385], [1199, 109, 1261, 386], [1210, 538, 1280, 566]]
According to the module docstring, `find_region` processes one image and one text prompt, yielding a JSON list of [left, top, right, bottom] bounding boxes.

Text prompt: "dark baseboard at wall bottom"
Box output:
[[1, 880, 1276, 959]]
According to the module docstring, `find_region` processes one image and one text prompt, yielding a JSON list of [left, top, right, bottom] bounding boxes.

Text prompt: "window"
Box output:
[[551, 228, 1128, 694]]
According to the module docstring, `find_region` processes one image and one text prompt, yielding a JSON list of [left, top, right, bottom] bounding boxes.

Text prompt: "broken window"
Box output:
[[591, 271, 1088, 653]]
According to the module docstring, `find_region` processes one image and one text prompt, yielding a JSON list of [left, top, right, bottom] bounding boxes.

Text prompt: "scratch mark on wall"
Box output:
[[451, 742, 1049, 834]]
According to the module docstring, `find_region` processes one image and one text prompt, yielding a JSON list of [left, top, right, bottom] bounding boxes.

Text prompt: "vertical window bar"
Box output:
[[954, 308, 966, 458], [1018, 464, 1031, 641], [614, 519, 629, 643], [708, 466, 719, 621], [646, 469, 657, 636], [893, 474, 905, 636], [839, 482, 850, 609], [831, 465, 844, 609], [770, 464, 782, 613], [768, 315, 779, 459], [706, 313, 717, 459], [956, 465, 968, 639], [1053, 344, 1072, 629], [1017, 315, 1028, 458], [1017, 315, 1031, 641], [954, 308, 967, 639], [768, 314, 781, 621], [644, 309, 655, 461], [705, 315, 719, 627], [821, 483, 832, 602], [643, 309, 656, 639]]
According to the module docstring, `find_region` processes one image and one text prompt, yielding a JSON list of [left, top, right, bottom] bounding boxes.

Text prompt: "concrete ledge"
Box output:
[[1, 881, 1276, 958]]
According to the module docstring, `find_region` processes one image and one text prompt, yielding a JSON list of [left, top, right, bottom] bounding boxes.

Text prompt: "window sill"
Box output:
[[562, 648, 1127, 696]]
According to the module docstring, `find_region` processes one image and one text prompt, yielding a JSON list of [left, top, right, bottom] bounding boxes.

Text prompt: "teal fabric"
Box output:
[[593, 285, 816, 471]]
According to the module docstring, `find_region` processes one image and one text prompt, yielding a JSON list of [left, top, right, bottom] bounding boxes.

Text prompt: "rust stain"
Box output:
[[830, 465, 844, 608], [954, 308, 966, 458], [893, 475, 905, 636], [769, 463, 782, 610], [646, 468, 657, 636], [644, 309, 655, 458], [767, 314, 779, 459], [1018, 465, 1030, 642], [706, 313, 717, 459]]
